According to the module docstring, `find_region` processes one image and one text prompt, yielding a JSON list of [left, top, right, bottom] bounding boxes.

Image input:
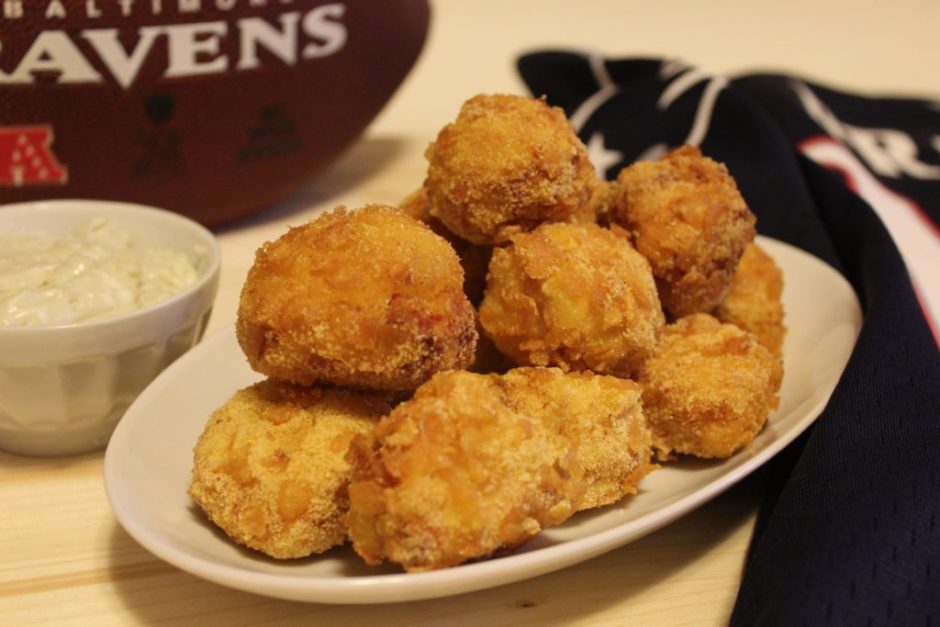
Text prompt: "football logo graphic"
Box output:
[[0, 1, 430, 225], [0, 125, 68, 186]]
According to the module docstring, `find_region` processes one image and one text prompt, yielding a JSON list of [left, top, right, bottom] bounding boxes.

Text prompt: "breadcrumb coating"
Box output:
[[398, 186, 492, 306], [189, 380, 396, 559], [501, 367, 657, 510], [236, 205, 478, 390], [638, 314, 783, 459], [479, 222, 665, 377], [713, 243, 786, 357], [613, 145, 756, 318], [194, 96, 788, 572], [345, 370, 582, 571], [425, 94, 596, 245], [345, 367, 660, 571], [583, 178, 619, 227]]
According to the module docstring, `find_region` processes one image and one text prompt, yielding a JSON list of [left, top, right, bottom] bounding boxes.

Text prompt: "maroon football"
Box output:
[[0, 1, 429, 225]]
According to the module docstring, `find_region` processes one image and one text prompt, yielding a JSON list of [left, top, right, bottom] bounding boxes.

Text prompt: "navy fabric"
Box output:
[[517, 51, 940, 624]]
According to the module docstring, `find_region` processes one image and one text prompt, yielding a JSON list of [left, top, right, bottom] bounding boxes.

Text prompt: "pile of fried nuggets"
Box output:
[[189, 94, 786, 572]]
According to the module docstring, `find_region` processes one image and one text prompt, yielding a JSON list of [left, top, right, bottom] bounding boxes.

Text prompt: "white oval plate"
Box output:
[[104, 236, 862, 604]]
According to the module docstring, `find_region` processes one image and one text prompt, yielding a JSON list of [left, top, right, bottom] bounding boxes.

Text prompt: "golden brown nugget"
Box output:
[[638, 314, 783, 460], [425, 94, 596, 245], [189, 380, 396, 559], [713, 242, 786, 357], [236, 205, 477, 390], [345, 370, 582, 572], [479, 222, 665, 377], [501, 367, 657, 510], [582, 178, 619, 227], [399, 186, 492, 306], [612, 145, 756, 318]]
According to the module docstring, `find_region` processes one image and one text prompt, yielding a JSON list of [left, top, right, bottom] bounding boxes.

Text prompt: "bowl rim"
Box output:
[[0, 199, 221, 338]]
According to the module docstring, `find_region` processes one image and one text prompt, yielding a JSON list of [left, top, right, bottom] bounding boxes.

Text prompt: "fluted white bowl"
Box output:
[[0, 200, 220, 456]]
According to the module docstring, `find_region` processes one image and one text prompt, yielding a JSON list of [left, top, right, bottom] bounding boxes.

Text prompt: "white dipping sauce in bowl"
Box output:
[[0, 218, 201, 327]]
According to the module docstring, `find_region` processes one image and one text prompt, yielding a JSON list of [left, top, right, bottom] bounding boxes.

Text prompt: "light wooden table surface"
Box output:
[[2, 2, 937, 624]]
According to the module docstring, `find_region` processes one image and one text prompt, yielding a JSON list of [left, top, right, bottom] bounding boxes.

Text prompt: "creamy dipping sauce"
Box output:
[[0, 218, 200, 327]]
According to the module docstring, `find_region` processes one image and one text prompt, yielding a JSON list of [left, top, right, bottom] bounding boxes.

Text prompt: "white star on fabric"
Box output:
[[586, 132, 623, 178]]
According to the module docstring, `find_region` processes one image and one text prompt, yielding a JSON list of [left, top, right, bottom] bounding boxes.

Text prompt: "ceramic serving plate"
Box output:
[[104, 236, 862, 604]]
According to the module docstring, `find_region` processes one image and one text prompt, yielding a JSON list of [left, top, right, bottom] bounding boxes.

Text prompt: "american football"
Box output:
[[0, 0, 430, 225]]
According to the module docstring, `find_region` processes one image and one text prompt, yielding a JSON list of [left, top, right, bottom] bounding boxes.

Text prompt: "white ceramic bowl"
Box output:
[[0, 200, 220, 456]]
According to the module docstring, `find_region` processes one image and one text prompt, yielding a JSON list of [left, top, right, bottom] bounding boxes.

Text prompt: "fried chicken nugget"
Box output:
[[345, 370, 582, 572], [713, 242, 786, 357], [612, 145, 756, 318], [399, 186, 492, 306], [638, 314, 783, 459], [583, 178, 619, 227], [236, 205, 478, 391], [501, 367, 657, 510], [189, 380, 396, 559], [479, 222, 665, 377], [425, 94, 596, 245]]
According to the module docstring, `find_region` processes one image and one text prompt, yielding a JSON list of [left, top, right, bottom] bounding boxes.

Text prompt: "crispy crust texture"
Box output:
[[345, 367, 660, 571], [398, 186, 493, 306], [713, 242, 786, 357], [345, 370, 582, 571], [613, 145, 756, 318], [189, 380, 396, 559], [425, 94, 596, 245], [236, 205, 478, 390], [479, 222, 665, 377], [193, 96, 785, 573], [638, 314, 783, 459], [501, 367, 657, 510]]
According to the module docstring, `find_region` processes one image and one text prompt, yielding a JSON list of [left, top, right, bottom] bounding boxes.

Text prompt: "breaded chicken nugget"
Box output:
[[189, 380, 396, 559], [582, 178, 619, 227], [479, 222, 665, 377], [345, 370, 582, 572], [236, 205, 478, 391], [501, 367, 657, 510], [713, 242, 786, 357], [399, 186, 492, 306], [612, 145, 756, 318], [425, 94, 596, 245], [638, 314, 783, 459]]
